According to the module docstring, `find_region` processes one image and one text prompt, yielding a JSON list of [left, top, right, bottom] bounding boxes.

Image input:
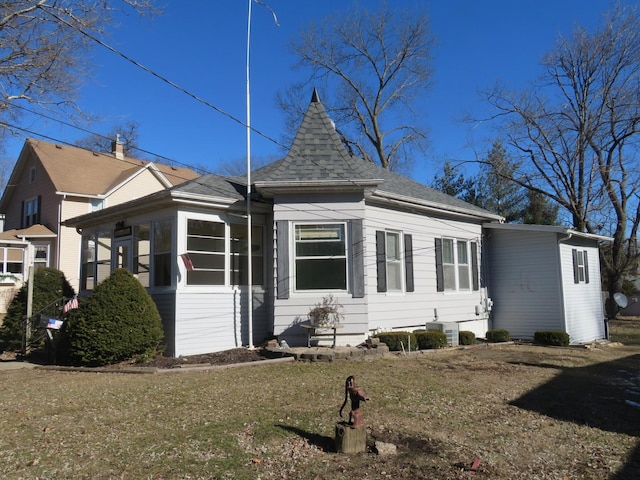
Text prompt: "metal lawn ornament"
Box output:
[[339, 375, 370, 428]]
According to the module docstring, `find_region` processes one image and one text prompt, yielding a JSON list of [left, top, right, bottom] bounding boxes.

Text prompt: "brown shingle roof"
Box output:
[[27, 139, 199, 195]]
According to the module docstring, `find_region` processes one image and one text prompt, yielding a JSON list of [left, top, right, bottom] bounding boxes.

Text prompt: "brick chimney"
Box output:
[[111, 134, 124, 160]]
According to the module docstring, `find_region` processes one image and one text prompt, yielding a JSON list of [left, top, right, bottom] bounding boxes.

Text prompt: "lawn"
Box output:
[[1, 324, 639, 479]]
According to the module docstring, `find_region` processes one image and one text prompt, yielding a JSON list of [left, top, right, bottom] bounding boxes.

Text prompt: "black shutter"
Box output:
[[471, 241, 479, 291], [583, 250, 589, 284], [435, 238, 444, 292], [351, 219, 365, 298], [376, 231, 387, 292], [276, 221, 290, 299], [20, 200, 25, 228], [572, 249, 579, 284], [404, 234, 414, 292]]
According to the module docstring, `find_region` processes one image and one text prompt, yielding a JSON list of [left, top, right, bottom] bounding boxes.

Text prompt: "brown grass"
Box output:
[[1, 324, 639, 479]]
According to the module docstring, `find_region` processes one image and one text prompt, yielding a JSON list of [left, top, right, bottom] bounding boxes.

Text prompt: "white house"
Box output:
[[483, 223, 612, 344], [64, 91, 504, 357]]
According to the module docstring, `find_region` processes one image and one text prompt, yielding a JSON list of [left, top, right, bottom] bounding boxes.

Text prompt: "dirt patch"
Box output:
[[138, 347, 270, 368]]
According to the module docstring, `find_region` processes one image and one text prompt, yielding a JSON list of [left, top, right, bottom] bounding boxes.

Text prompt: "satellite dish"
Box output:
[[614, 292, 628, 309]]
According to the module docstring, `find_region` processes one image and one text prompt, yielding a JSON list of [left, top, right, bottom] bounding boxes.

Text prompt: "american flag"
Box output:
[[180, 253, 194, 271], [63, 296, 78, 313]]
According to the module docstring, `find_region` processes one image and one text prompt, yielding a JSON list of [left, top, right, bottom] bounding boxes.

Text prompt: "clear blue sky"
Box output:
[[4, 0, 632, 183]]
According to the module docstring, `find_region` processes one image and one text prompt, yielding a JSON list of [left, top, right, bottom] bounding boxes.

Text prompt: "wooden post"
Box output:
[[335, 422, 366, 454]]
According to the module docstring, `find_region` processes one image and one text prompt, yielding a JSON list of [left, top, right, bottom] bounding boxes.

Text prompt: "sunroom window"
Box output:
[[186, 219, 225, 285], [294, 223, 346, 290]]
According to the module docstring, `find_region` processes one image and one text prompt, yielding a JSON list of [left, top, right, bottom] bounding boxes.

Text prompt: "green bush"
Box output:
[[459, 330, 476, 345], [373, 332, 418, 351], [486, 329, 510, 343], [59, 269, 164, 366], [534, 330, 570, 346], [415, 330, 447, 349], [0, 268, 75, 352]]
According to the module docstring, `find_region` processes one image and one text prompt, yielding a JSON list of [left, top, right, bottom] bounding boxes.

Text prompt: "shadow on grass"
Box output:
[[510, 353, 640, 478], [276, 424, 336, 453]]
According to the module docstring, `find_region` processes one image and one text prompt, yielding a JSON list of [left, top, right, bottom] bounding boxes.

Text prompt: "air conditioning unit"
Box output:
[[426, 322, 459, 346]]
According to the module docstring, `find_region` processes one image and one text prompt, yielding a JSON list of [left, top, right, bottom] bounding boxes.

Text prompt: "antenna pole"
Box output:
[[246, 0, 254, 349]]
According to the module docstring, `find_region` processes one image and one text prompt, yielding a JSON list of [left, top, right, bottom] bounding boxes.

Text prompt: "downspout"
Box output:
[[57, 194, 66, 270], [557, 232, 573, 337]]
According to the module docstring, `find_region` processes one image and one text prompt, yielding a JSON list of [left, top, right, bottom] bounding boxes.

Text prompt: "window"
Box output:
[[29, 166, 36, 184], [22, 197, 40, 227], [0, 247, 23, 275], [572, 249, 590, 284], [80, 232, 111, 290], [376, 231, 414, 293], [185, 219, 225, 285], [153, 219, 172, 287], [33, 244, 49, 271], [230, 224, 264, 286], [90, 199, 104, 212], [294, 223, 346, 290], [436, 238, 479, 292], [134, 224, 150, 287]]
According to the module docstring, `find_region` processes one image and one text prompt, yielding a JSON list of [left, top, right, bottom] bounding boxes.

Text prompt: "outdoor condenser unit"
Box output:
[[426, 322, 459, 346]]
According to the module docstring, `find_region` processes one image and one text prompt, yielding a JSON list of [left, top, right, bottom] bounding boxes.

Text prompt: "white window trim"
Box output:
[[443, 237, 472, 292], [385, 230, 404, 294], [292, 221, 349, 293]]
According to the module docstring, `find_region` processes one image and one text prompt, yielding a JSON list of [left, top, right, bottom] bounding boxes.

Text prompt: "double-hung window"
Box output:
[[436, 238, 478, 292], [22, 197, 40, 227], [572, 249, 589, 284], [375, 230, 414, 293], [294, 223, 347, 290]]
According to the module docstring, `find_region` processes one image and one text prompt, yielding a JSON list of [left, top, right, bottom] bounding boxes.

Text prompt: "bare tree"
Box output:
[[482, 3, 640, 315], [0, 1, 157, 135], [278, 3, 435, 171], [75, 121, 143, 158]]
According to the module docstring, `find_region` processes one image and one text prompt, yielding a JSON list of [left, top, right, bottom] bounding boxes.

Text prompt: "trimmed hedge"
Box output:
[[415, 330, 447, 349], [373, 332, 418, 351], [486, 329, 510, 343], [459, 330, 476, 345], [60, 269, 164, 366], [534, 330, 570, 346], [0, 268, 75, 351]]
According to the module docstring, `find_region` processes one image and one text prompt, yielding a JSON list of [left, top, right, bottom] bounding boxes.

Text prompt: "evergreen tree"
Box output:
[[0, 268, 75, 352]]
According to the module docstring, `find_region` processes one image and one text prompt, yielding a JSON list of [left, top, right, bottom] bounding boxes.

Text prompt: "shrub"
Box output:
[[60, 269, 164, 366], [373, 332, 417, 351], [0, 268, 75, 352], [534, 330, 570, 346], [486, 329, 510, 343], [459, 330, 476, 345], [415, 330, 447, 349]]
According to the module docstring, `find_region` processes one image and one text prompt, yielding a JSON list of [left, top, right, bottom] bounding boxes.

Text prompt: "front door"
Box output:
[[114, 239, 132, 271]]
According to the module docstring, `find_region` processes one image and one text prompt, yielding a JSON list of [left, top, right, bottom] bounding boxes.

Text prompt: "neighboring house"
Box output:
[[64, 91, 503, 357], [483, 223, 612, 344], [0, 138, 200, 300]]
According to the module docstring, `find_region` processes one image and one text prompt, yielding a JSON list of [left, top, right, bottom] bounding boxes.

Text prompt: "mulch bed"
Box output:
[[139, 347, 270, 369]]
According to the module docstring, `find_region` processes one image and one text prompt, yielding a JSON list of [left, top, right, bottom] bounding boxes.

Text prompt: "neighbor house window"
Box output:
[[22, 197, 40, 227], [0, 247, 24, 275], [294, 223, 346, 290], [153, 219, 173, 287], [436, 238, 478, 292], [28, 166, 36, 184], [572, 249, 590, 284], [33, 244, 49, 270]]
